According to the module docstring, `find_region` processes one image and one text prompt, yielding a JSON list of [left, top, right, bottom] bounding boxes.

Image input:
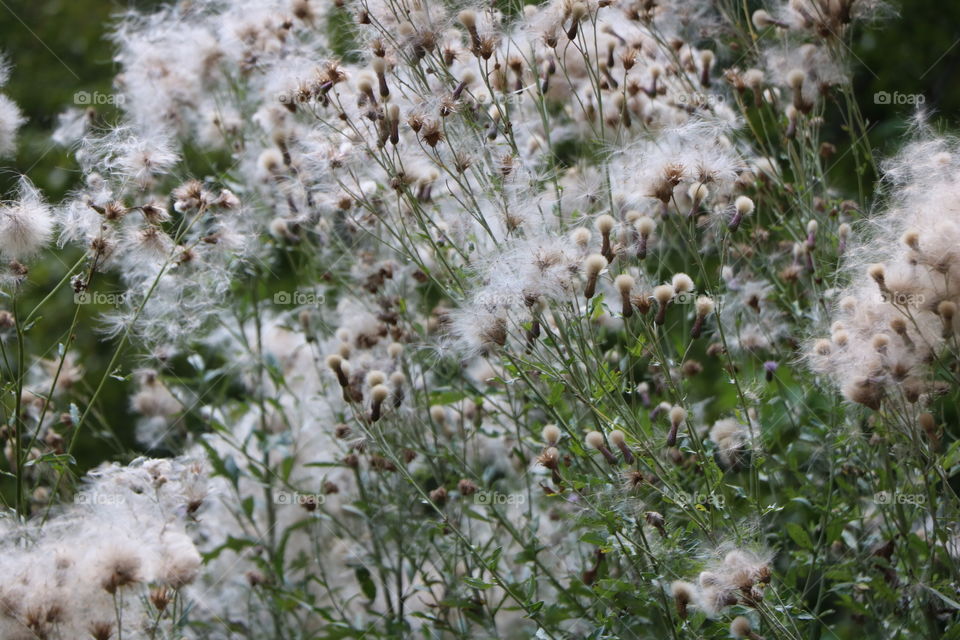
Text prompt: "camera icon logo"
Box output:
[[74, 292, 92, 304], [874, 491, 891, 504], [274, 291, 292, 304], [473, 492, 492, 505], [674, 291, 695, 305]]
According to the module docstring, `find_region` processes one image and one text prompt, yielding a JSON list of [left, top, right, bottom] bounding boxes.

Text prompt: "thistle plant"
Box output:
[[0, 0, 958, 638]]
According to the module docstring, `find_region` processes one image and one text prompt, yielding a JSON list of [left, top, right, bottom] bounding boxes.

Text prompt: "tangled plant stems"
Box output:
[[0, 0, 957, 638]]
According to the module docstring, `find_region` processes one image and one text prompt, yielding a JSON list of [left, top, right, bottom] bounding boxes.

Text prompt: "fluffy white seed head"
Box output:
[[735, 195, 755, 216], [0, 94, 25, 158], [669, 406, 687, 426], [584, 253, 607, 277], [867, 263, 886, 285], [939, 300, 957, 321], [671, 273, 694, 293], [609, 429, 626, 446], [744, 68, 764, 88], [614, 274, 635, 294], [752, 9, 775, 29], [700, 49, 715, 69], [653, 284, 675, 304], [571, 227, 591, 246], [0, 177, 54, 260], [635, 216, 656, 236], [542, 423, 561, 445], [787, 69, 806, 89], [688, 182, 709, 202], [585, 430, 606, 450], [371, 384, 390, 403], [458, 9, 477, 28], [696, 296, 715, 316], [671, 580, 695, 602], [730, 616, 753, 638], [595, 214, 615, 234], [902, 229, 920, 251]]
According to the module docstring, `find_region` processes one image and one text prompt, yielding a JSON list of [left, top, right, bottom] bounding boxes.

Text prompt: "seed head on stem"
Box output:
[[584, 254, 607, 299], [615, 274, 635, 317], [666, 405, 686, 446], [585, 430, 618, 465], [653, 284, 675, 325]]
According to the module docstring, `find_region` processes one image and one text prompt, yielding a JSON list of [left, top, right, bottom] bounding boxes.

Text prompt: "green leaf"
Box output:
[[463, 576, 494, 590], [785, 523, 813, 549], [355, 567, 377, 601]]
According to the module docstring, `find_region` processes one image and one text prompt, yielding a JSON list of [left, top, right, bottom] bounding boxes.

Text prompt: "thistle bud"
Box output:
[[671, 580, 695, 618], [730, 196, 754, 231], [902, 229, 920, 251], [752, 9, 787, 29], [645, 510, 666, 536], [666, 405, 686, 446], [542, 423, 561, 446], [691, 295, 714, 338], [390, 371, 405, 407], [370, 384, 390, 422], [571, 227, 591, 248], [787, 68, 805, 98], [609, 429, 634, 463], [672, 272, 694, 294], [635, 216, 655, 259], [938, 300, 956, 337], [584, 254, 607, 299], [868, 263, 887, 292], [806, 219, 818, 250], [919, 412, 939, 450], [371, 57, 390, 98], [653, 284, 675, 325], [615, 274, 635, 317], [387, 104, 400, 145], [730, 616, 763, 639], [326, 354, 350, 388], [459, 10, 482, 54], [567, 3, 587, 41], [699, 49, 714, 88], [596, 214, 616, 262], [585, 430, 618, 465], [838, 222, 850, 254]]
